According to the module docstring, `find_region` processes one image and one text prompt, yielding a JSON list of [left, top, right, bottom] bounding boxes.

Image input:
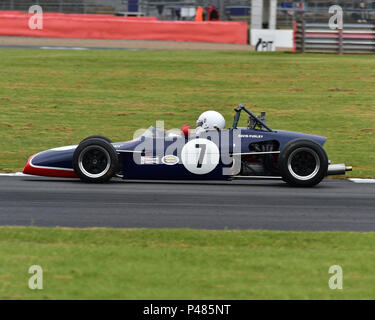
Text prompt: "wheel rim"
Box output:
[[287, 147, 320, 181], [78, 145, 111, 179]]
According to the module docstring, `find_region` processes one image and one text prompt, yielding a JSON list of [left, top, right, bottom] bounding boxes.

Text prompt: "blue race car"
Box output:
[[23, 105, 352, 187]]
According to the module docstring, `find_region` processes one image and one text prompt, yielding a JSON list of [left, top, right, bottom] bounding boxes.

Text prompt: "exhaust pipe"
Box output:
[[327, 163, 352, 176]]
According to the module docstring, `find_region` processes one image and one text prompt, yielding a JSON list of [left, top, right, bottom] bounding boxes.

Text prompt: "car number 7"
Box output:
[[195, 144, 206, 168]]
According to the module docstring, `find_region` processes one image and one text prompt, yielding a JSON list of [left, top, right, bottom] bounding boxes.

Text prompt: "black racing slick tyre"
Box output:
[[278, 139, 328, 187], [73, 138, 118, 183], [80, 135, 113, 144]]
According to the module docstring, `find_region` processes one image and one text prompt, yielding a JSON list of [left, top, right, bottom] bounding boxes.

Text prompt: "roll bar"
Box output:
[[232, 104, 273, 132]]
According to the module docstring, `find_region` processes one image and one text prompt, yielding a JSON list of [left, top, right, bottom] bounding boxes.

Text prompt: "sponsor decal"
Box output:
[[238, 134, 264, 139], [161, 155, 179, 165], [141, 156, 159, 165]]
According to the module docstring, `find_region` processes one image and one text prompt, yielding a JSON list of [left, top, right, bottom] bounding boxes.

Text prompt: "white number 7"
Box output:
[[195, 144, 206, 168]]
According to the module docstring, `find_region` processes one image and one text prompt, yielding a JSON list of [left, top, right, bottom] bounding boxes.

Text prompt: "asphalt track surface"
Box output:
[[0, 176, 374, 231], [0, 37, 254, 51]]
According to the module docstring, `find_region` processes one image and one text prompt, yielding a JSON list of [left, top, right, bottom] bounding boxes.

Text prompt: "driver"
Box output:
[[181, 111, 226, 136]]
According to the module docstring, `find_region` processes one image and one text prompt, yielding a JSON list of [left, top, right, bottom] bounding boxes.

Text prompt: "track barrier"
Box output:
[[294, 20, 375, 54], [0, 11, 248, 45]]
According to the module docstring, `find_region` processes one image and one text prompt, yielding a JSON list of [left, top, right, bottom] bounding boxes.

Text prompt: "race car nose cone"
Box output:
[[23, 154, 37, 175], [22, 152, 78, 178]]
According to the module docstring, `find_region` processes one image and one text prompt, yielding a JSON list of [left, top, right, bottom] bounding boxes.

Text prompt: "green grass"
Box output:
[[1, 227, 375, 300], [0, 49, 374, 176]]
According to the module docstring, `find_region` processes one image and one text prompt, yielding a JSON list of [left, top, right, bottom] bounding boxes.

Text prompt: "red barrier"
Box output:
[[0, 11, 248, 44]]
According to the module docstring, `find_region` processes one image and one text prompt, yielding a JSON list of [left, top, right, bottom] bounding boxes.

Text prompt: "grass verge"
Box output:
[[0, 49, 374, 176], [1, 227, 375, 300]]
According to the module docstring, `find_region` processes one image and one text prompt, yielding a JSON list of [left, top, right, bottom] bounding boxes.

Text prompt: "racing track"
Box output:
[[0, 176, 375, 231]]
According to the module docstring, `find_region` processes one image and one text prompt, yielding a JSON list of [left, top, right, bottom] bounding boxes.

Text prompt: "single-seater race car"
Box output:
[[23, 104, 352, 187]]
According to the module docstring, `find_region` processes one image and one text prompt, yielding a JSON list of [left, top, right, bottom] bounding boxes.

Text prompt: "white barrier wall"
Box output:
[[251, 29, 293, 49]]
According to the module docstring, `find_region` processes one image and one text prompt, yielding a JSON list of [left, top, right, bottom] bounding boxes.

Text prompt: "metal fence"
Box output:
[[1, 1, 375, 27], [294, 20, 375, 54], [0, 0, 114, 14]]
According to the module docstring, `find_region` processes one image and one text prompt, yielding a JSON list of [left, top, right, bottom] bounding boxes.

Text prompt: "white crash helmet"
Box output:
[[196, 111, 225, 132]]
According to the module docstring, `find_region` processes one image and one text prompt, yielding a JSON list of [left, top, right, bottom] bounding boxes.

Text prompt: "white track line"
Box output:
[[349, 178, 375, 184], [1, 173, 375, 183], [40, 46, 89, 50], [0, 172, 29, 177]]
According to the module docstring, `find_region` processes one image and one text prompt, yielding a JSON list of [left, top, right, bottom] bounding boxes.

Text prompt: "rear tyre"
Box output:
[[73, 138, 118, 183], [278, 139, 328, 187]]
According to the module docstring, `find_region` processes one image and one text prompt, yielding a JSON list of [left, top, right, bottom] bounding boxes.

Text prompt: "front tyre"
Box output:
[[80, 135, 112, 144], [73, 138, 118, 183], [278, 139, 328, 187]]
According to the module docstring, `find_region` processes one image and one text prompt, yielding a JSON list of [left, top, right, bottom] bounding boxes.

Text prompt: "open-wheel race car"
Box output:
[[23, 104, 352, 187]]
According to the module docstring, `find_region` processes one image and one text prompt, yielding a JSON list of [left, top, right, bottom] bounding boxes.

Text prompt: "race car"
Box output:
[[23, 104, 352, 187]]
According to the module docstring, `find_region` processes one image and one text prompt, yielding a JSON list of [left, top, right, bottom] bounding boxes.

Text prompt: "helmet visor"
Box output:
[[196, 120, 204, 128]]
